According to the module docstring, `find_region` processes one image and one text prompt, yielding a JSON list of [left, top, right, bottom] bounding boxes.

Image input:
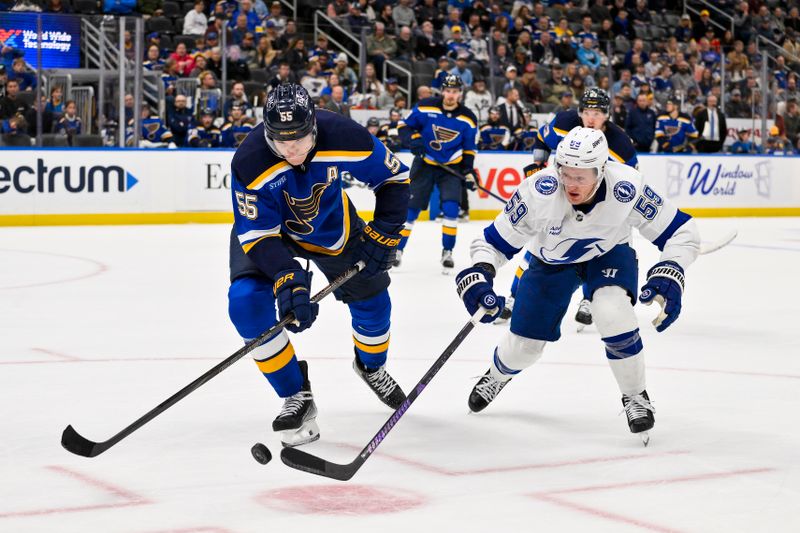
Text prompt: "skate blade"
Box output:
[[280, 420, 321, 448], [639, 431, 650, 447], [577, 324, 586, 332], [441, 267, 454, 275]]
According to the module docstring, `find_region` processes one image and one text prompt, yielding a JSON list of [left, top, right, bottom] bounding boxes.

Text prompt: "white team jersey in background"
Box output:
[[471, 161, 701, 271]]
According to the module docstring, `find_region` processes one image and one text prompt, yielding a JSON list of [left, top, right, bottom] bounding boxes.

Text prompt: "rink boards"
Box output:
[[0, 148, 798, 225]]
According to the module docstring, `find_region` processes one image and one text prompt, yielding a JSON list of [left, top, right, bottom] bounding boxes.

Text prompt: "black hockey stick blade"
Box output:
[[431, 161, 507, 204], [280, 308, 485, 480], [61, 262, 363, 458], [61, 424, 104, 458]]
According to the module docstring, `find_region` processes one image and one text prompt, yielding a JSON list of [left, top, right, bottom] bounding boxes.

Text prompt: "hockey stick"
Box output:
[[699, 229, 737, 255], [430, 160, 508, 204], [280, 307, 486, 481], [61, 261, 365, 458]]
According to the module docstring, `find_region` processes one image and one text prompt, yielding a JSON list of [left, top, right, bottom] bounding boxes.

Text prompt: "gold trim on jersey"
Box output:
[[418, 106, 442, 114], [608, 148, 624, 163], [247, 161, 291, 190], [312, 150, 371, 162], [457, 115, 476, 128]]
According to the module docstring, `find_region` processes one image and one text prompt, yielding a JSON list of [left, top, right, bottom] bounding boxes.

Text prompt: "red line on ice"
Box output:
[[527, 467, 775, 532], [0, 466, 150, 519], [0, 249, 108, 290]]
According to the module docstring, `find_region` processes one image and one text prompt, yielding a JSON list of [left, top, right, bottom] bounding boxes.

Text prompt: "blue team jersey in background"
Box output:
[[399, 96, 478, 166], [232, 110, 410, 256]]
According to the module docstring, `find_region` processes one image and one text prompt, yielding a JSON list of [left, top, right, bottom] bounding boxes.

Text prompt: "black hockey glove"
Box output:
[[462, 168, 480, 191], [639, 261, 685, 332], [409, 137, 425, 157], [358, 220, 403, 278], [455, 264, 505, 323], [273, 268, 319, 333], [523, 162, 546, 178]]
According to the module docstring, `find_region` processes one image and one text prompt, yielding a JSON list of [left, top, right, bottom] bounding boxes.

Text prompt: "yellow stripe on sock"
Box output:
[[255, 341, 295, 374], [442, 226, 458, 236], [353, 336, 390, 354]]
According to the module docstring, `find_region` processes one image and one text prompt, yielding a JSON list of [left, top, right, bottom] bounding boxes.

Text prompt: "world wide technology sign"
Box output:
[[0, 13, 81, 69]]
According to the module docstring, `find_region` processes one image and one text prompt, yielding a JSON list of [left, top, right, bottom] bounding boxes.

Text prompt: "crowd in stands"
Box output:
[[1, 0, 800, 154]]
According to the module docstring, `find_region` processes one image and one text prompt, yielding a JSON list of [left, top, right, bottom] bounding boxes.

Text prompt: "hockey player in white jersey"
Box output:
[[454, 127, 700, 444]]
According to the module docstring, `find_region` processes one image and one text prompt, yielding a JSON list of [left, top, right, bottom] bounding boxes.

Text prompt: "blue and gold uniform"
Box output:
[[479, 122, 511, 150], [221, 121, 254, 148], [512, 126, 539, 151], [228, 109, 410, 398], [655, 112, 699, 153], [397, 93, 478, 254], [188, 125, 222, 147], [533, 109, 639, 167]]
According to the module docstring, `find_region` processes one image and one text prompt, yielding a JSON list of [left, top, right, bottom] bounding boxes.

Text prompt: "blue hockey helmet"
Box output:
[[263, 83, 317, 156]]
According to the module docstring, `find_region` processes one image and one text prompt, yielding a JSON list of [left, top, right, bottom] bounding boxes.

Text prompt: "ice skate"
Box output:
[[468, 369, 512, 413], [458, 208, 470, 222], [575, 298, 592, 332], [621, 390, 655, 446], [493, 296, 514, 325], [353, 356, 407, 409], [441, 249, 455, 275], [272, 360, 320, 447], [392, 249, 403, 268]]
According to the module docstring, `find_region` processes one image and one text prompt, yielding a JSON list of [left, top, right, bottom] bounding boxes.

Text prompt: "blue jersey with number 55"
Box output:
[[231, 110, 409, 259], [469, 161, 701, 273]]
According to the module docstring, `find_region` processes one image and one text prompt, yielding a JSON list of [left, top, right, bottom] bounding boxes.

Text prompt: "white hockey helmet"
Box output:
[[555, 126, 609, 181]]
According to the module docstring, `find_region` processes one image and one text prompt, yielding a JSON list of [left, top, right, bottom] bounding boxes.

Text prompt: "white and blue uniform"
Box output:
[[470, 162, 700, 396]]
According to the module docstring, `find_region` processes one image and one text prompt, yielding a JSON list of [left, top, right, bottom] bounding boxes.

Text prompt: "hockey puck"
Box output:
[[251, 442, 272, 465]]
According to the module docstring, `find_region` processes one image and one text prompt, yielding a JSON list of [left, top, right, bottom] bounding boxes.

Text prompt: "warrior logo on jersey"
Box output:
[[535, 175, 558, 195], [430, 124, 460, 151], [283, 170, 336, 235], [540, 237, 604, 264], [613, 181, 636, 203]]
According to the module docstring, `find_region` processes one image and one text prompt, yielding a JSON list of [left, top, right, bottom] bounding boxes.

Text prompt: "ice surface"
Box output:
[[1, 218, 799, 532]]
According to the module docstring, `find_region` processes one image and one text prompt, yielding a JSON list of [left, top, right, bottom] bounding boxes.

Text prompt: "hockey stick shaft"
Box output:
[[699, 229, 737, 255], [430, 161, 508, 204], [61, 262, 364, 458], [280, 308, 486, 481]]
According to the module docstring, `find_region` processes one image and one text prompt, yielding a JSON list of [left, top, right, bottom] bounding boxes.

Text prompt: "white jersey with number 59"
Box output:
[[470, 161, 701, 271]]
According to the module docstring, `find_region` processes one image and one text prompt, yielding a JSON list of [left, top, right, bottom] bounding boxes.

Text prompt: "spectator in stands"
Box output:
[[0, 42, 23, 72], [45, 0, 72, 13], [626, 92, 656, 152], [346, 4, 370, 36], [498, 88, 526, 130], [170, 43, 196, 77], [415, 20, 446, 60], [327, 0, 349, 20], [590, 0, 611, 23], [167, 94, 194, 147], [465, 77, 492, 123], [729, 128, 759, 154], [324, 84, 351, 117], [783, 98, 800, 147], [332, 54, 358, 92], [613, 9, 632, 39], [224, 81, 251, 118], [764, 125, 794, 155], [45, 85, 64, 114], [189, 54, 208, 78], [531, 30, 557, 66], [570, 75, 586, 101], [501, 65, 523, 96], [694, 94, 727, 153], [55, 100, 81, 145], [25, 95, 54, 136], [1, 113, 28, 144], [693, 10, 717, 40], [300, 57, 329, 101], [446, 26, 471, 60], [395, 26, 414, 61], [144, 45, 165, 71], [230, 0, 260, 32], [542, 64, 570, 106], [674, 13, 693, 42], [733, 2, 752, 43], [123, 31, 135, 61], [376, 5, 395, 35], [630, 0, 651, 27], [671, 61, 698, 96], [267, 61, 296, 90], [232, 14, 252, 46], [610, 93, 628, 126], [597, 18, 614, 44], [283, 38, 307, 73], [362, 62, 385, 99], [221, 103, 255, 148], [431, 56, 451, 91], [577, 37, 602, 72], [554, 91, 575, 113], [367, 22, 396, 78], [184, 0, 208, 36], [161, 58, 180, 95], [377, 77, 401, 109], [393, 0, 417, 30], [450, 56, 473, 88], [264, 1, 287, 34], [0, 79, 28, 119], [252, 35, 277, 69], [417, 85, 432, 101]]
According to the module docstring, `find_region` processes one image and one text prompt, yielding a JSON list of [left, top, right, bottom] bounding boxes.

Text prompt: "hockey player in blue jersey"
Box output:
[[396, 74, 479, 272], [220, 103, 255, 148], [455, 127, 700, 445], [655, 99, 699, 153], [188, 108, 222, 148], [479, 106, 512, 150], [497, 87, 639, 329], [227, 84, 411, 447]]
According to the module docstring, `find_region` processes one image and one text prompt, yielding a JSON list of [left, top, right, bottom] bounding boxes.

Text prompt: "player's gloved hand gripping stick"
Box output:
[[60, 261, 365, 458]]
